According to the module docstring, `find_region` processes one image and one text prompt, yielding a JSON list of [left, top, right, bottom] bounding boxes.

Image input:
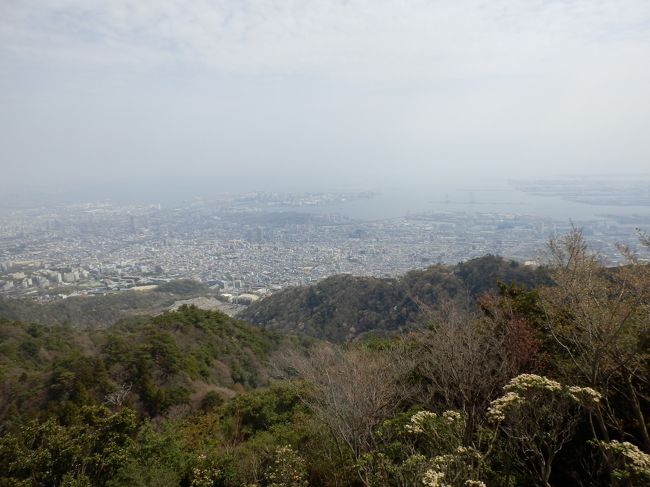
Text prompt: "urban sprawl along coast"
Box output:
[[1, 190, 648, 302]]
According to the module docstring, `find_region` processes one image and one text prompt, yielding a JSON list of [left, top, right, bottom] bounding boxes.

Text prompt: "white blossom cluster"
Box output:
[[190, 454, 221, 487], [567, 385, 602, 406], [601, 440, 650, 478], [430, 447, 481, 470], [422, 469, 448, 487], [405, 410, 438, 434], [406, 409, 465, 434], [421, 468, 485, 487], [430, 453, 456, 471], [503, 374, 562, 393], [488, 374, 602, 422], [264, 445, 309, 487], [487, 391, 522, 422], [404, 409, 483, 486], [442, 410, 463, 424]]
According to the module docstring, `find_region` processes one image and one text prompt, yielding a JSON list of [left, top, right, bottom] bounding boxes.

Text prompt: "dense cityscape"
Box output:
[[1, 186, 648, 302]]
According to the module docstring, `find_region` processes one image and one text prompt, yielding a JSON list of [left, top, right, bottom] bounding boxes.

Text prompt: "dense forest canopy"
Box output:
[[1, 231, 649, 486], [240, 255, 550, 341]]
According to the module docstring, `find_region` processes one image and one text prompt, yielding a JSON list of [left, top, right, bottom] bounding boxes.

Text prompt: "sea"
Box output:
[[288, 180, 650, 223]]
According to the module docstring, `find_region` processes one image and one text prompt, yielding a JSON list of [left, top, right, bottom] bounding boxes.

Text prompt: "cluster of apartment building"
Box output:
[[0, 196, 645, 300]]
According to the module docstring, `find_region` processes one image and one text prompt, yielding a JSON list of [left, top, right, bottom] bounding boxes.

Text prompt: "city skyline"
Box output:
[[2, 180, 649, 301]]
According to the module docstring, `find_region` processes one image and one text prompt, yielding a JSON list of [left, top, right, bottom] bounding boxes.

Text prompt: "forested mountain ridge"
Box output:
[[0, 280, 218, 328], [240, 255, 550, 341], [0, 306, 289, 423], [1, 234, 649, 487]]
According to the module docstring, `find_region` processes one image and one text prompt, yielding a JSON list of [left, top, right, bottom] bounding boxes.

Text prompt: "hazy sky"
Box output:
[[1, 0, 650, 196]]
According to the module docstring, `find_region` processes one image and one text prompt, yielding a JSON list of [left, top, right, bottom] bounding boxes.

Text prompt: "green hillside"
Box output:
[[1, 239, 648, 487], [0, 279, 217, 328], [0, 305, 286, 424], [240, 255, 550, 341]]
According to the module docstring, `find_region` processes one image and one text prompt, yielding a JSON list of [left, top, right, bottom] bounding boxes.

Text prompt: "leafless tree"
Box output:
[[540, 228, 650, 451], [104, 382, 132, 408], [276, 342, 415, 484], [413, 301, 524, 443]]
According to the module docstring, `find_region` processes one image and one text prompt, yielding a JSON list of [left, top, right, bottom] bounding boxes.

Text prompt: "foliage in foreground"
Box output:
[[1, 230, 649, 486]]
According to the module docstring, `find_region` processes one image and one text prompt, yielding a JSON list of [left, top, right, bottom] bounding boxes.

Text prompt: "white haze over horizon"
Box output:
[[1, 0, 650, 198]]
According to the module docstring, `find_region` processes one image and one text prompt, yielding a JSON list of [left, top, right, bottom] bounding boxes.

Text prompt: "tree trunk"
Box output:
[[626, 374, 650, 452]]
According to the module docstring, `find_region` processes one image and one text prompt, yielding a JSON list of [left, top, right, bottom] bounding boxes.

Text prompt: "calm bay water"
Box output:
[[298, 181, 650, 222]]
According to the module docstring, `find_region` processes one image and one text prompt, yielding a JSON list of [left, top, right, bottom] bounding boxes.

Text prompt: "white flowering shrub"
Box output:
[[354, 408, 486, 486], [406, 411, 440, 434], [422, 469, 448, 487], [403, 409, 485, 487], [485, 392, 521, 423], [425, 445, 484, 487], [357, 451, 430, 486], [190, 453, 222, 487], [463, 481, 487, 487], [488, 374, 600, 424], [263, 445, 309, 487], [600, 440, 650, 485], [442, 411, 463, 424], [405, 409, 466, 453], [487, 374, 601, 486], [421, 468, 487, 487]]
